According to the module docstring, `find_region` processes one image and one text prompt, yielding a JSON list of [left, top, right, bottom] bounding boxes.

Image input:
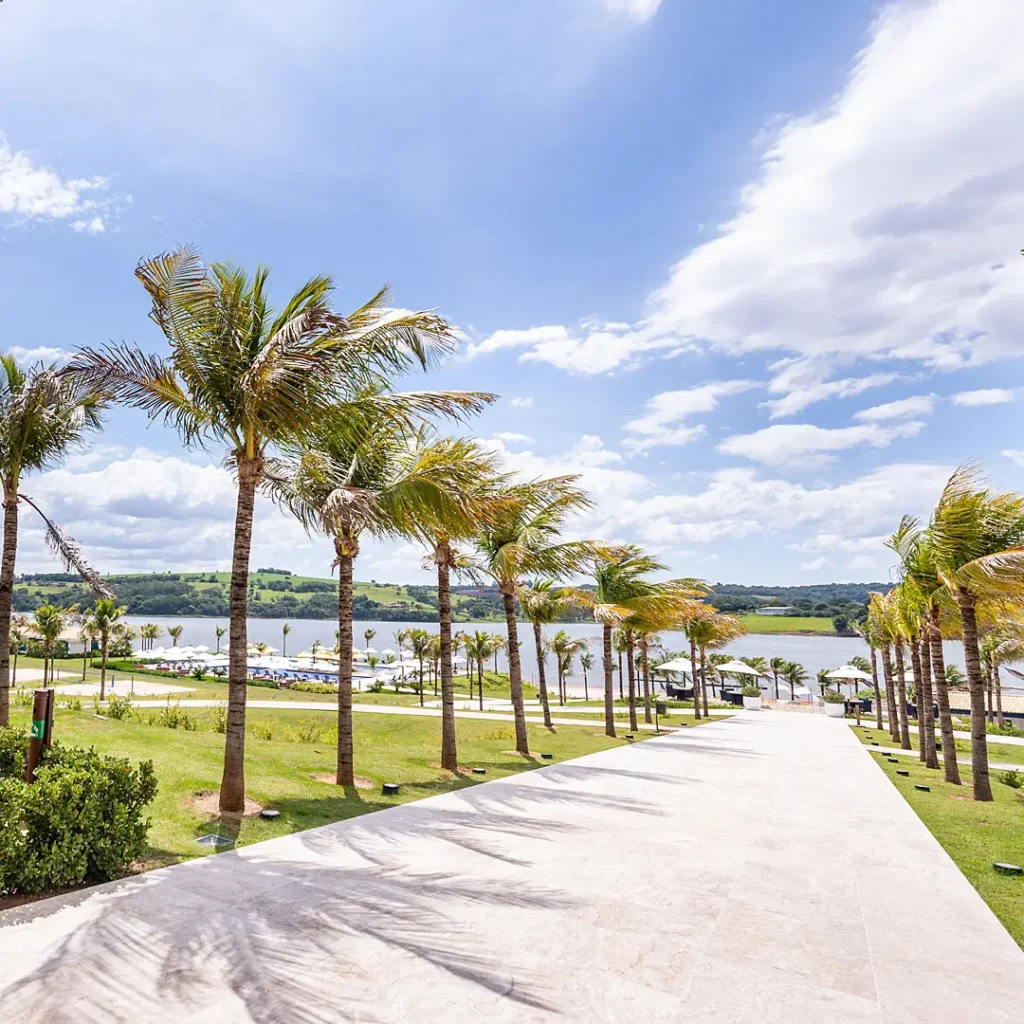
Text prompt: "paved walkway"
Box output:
[[865, 742, 1023, 773], [2, 713, 1022, 1023]]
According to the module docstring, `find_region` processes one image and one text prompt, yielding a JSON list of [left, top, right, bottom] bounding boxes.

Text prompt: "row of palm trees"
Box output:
[[860, 465, 1024, 802]]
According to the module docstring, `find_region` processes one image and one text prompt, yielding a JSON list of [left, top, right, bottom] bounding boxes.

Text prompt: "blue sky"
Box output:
[[1, 0, 1022, 586]]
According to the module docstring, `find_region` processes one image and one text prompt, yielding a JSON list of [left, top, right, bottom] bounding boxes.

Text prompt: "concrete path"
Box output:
[[2, 713, 1022, 1023]]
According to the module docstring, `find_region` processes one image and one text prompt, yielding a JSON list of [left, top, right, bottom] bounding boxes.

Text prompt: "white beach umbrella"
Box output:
[[826, 666, 873, 682], [716, 659, 768, 677], [653, 657, 696, 673]]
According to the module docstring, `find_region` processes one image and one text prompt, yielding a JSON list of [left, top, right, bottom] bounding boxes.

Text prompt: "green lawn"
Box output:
[[8, 702, 647, 872], [861, 746, 1024, 950], [739, 613, 835, 634], [850, 724, 1024, 768]]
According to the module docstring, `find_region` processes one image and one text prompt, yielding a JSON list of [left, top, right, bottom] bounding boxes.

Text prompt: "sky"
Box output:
[[1, 0, 1022, 587]]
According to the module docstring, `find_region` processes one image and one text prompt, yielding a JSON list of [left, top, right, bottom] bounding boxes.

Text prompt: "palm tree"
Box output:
[[33, 603, 78, 686], [0, 356, 108, 725], [579, 651, 594, 700], [10, 617, 28, 687], [982, 628, 1024, 730], [168, 625, 183, 647], [518, 580, 577, 727], [925, 466, 1024, 801], [311, 638, 323, 662], [141, 622, 162, 652], [588, 545, 704, 736], [816, 667, 831, 696], [550, 631, 588, 707], [65, 244, 469, 814], [464, 630, 493, 710], [274, 420, 488, 785], [489, 632, 506, 675], [683, 610, 743, 718], [363, 627, 376, 651], [474, 477, 594, 754], [767, 656, 787, 701], [408, 629, 432, 706], [784, 661, 808, 699], [612, 629, 628, 700], [85, 598, 128, 702], [281, 622, 291, 657]]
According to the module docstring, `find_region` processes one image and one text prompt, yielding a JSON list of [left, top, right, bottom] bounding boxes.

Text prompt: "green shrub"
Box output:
[[210, 703, 227, 734], [997, 769, 1023, 790], [12, 688, 34, 708], [148, 701, 197, 730], [824, 691, 846, 704], [105, 693, 137, 721], [289, 680, 337, 695], [57, 696, 82, 711], [250, 720, 274, 741], [988, 722, 1024, 739], [0, 742, 156, 896], [0, 725, 26, 777], [741, 683, 761, 698], [247, 677, 280, 690]]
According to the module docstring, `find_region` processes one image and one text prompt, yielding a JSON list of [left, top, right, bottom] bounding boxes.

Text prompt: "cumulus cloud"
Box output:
[[0, 133, 121, 232], [476, 0, 1024, 387], [624, 380, 755, 451], [1002, 449, 1024, 467], [492, 432, 533, 443], [509, 396, 534, 408], [763, 370, 902, 419], [4, 346, 71, 365], [854, 395, 936, 421], [718, 421, 925, 467], [952, 388, 1015, 407], [801, 557, 827, 572]]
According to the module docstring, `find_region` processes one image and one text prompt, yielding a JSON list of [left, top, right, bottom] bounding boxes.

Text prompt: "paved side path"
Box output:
[[2, 714, 1022, 1023], [865, 742, 1024, 772]]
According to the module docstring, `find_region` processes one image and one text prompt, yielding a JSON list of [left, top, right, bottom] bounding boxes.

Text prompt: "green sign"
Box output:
[[30, 719, 46, 739]]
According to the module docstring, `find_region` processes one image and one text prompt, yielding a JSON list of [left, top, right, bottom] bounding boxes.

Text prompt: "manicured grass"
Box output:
[[863, 747, 1024, 950], [8, 702, 642, 872], [850, 724, 1024, 767], [739, 613, 835, 634]]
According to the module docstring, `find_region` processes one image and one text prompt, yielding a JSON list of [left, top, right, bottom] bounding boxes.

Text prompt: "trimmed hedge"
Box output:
[[0, 726, 157, 896]]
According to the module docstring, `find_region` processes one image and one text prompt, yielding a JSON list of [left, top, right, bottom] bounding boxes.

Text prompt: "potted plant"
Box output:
[[823, 690, 847, 718], [741, 682, 762, 711]]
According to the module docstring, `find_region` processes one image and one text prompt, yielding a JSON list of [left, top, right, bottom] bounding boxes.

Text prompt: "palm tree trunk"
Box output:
[[617, 650, 623, 700], [894, 643, 911, 750], [583, 666, 589, 701], [699, 645, 710, 718], [995, 662, 1004, 730], [625, 630, 638, 733], [985, 660, 994, 725], [690, 636, 701, 720], [918, 636, 938, 769], [956, 593, 992, 801], [641, 639, 652, 724], [418, 657, 425, 706], [219, 464, 258, 815], [602, 623, 616, 738], [13, 647, 20, 689], [909, 639, 927, 764], [478, 658, 484, 711], [0, 488, 18, 727], [869, 646, 883, 730], [532, 621, 552, 729], [501, 589, 529, 755], [881, 642, 900, 744], [437, 555, 458, 773], [100, 636, 109, 703], [82, 644, 88, 681], [928, 609, 960, 785], [335, 549, 355, 788]]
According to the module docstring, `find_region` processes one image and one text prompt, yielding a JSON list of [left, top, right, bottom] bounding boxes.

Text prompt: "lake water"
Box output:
[[125, 616, 968, 695]]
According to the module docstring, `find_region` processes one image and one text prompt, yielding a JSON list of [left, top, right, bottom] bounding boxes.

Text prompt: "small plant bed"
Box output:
[[5, 703, 642, 876], [849, 725, 1024, 768], [866, 748, 1024, 950]]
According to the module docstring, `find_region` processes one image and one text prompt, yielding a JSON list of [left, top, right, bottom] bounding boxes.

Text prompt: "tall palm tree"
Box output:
[[856, 615, 885, 731], [784, 661, 808, 699], [927, 466, 1024, 801], [10, 617, 28, 687], [982, 627, 1024, 730], [85, 598, 129, 702], [683, 610, 743, 718], [489, 632, 506, 675], [281, 622, 291, 657], [579, 651, 594, 700], [0, 356, 108, 725], [464, 630, 493, 710], [65, 244, 469, 813], [33, 603, 78, 687], [612, 629, 628, 700], [518, 580, 577, 727], [768, 656, 787, 701], [140, 622, 161, 652], [363, 627, 376, 651], [275, 418, 486, 784], [474, 477, 594, 754], [167, 625, 183, 647], [408, 436, 499, 769], [550, 630, 588, 707], [588, 546, 704, 736]]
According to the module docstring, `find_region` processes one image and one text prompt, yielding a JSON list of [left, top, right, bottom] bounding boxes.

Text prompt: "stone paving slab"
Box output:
[[1, 712, 1022, 1023]]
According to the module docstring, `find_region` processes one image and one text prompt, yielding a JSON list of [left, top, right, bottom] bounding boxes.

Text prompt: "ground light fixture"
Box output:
[[382, 783, 400, 795], [260, 809, 280, 820], [541, 753, 554, 759], [993, 863, 1023, 876], [915, 784, 931, 792], [472, 768, 486, 775], [897, 770, 910, 777], [196, 834, 233, 849]]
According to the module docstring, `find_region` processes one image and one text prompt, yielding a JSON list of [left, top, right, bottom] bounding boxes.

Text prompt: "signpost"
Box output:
[[26, 688, 55, 783]]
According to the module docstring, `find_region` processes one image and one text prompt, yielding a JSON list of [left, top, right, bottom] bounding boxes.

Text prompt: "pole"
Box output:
[[26, 688, 54, 783]]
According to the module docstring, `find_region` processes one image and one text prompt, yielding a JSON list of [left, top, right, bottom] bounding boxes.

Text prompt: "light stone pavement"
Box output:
[[864, 742, 1023, 773], [2, 712, 1023, 1023]]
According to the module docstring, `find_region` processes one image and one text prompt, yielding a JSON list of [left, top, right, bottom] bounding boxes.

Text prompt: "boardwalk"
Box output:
[[1, 713, 1022, 1022]]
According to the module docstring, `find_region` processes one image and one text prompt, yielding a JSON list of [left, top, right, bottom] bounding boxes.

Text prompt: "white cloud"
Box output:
[[492, 431, 533, 443], [763, 371, 902, 419], [1002, 449, 1024, 467], [0, 133, 120, 232], [478, 0, 1024, 381], [854, 395, 935, 421], [718, 421, 925, 467], [509, 396, 534, 408], [791, 533, 889, 555], [603, 0, 662, 22], [4, 346, 70, 365], [951, 388, 1015, 407], [846, 554, 882, 571], [624, 380, 755, 451], [801, 557, 827, 572]]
